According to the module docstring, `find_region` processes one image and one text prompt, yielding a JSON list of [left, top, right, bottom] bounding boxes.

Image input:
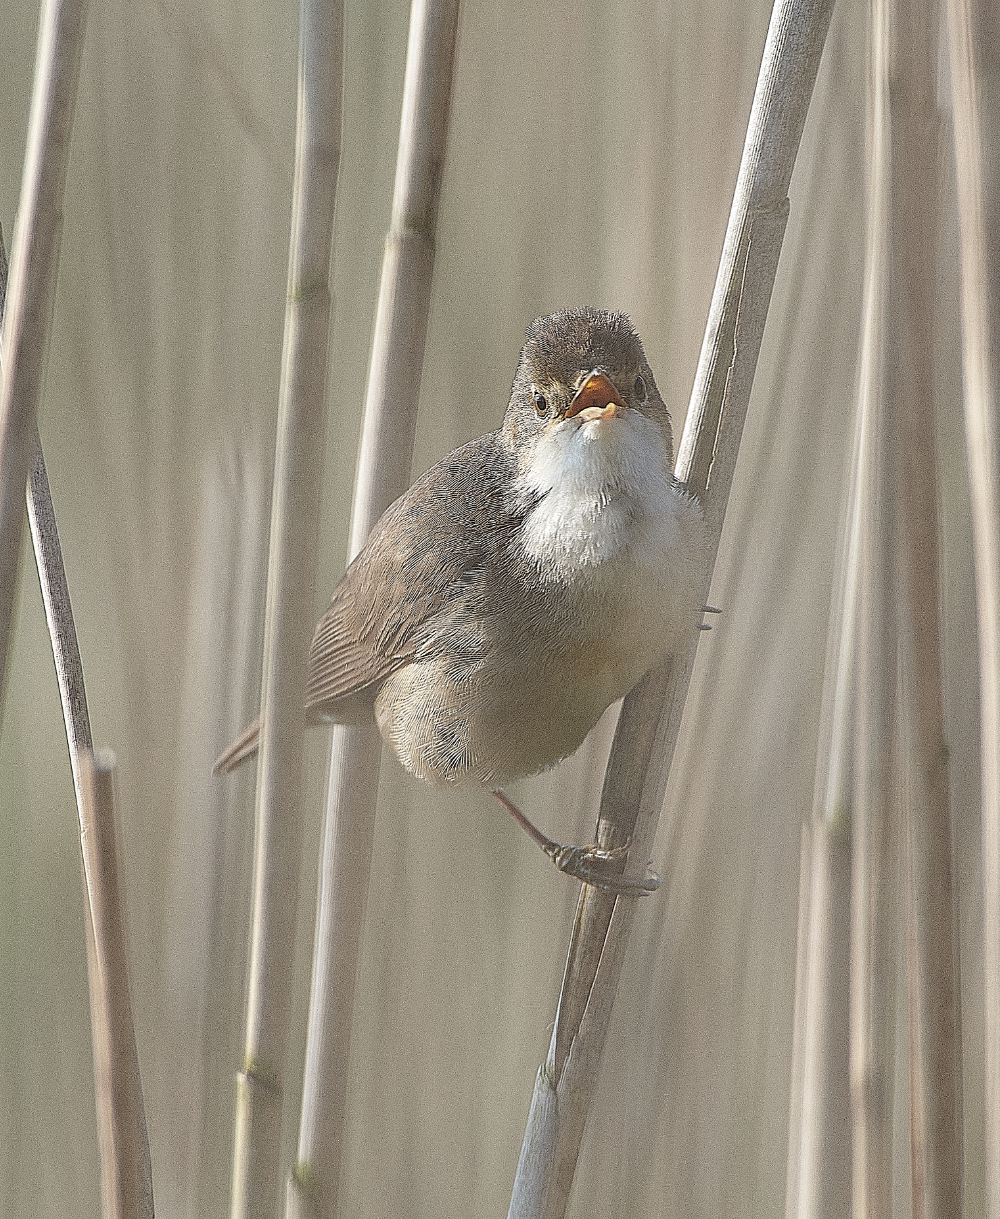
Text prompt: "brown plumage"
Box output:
[[214, 307, 706, 788]]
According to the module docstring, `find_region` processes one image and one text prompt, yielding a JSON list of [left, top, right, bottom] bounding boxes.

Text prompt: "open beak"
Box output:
[[563, 371, 627, 422]]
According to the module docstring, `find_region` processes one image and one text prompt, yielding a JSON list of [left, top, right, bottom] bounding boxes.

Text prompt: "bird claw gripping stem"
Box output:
[[545, 841, 662, 895], [492, 789, 661, 895]]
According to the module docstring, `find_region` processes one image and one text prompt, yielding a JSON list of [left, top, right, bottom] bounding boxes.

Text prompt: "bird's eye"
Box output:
[[532, 389, 547, 416], [634, 375, 646, 399]]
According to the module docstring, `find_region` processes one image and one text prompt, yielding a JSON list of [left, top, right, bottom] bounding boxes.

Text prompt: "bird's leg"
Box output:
[[491, 790, 661, 895]]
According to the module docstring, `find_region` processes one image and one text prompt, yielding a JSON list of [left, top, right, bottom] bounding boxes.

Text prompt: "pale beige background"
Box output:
[[0, 0, 983, 1216]]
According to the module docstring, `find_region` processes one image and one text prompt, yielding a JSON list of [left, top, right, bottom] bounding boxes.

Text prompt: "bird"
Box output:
[[216, 307, 708, 890]]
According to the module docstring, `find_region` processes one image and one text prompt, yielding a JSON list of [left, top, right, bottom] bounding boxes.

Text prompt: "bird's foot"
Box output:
[[545, 841, 662, 894], [491, 790, 661, 895]]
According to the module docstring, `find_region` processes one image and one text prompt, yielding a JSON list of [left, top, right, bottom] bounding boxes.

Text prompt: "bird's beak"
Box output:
[[563, 371, 627, 421]]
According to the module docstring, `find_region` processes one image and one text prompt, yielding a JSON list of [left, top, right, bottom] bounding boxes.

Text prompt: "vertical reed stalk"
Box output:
[[0, 0, 88, 718], [80, 750, 155, 1219], [26, 427, 92, 787], [784, 392, 860, 1218], [890, 1, 963, 1213], [3, 217, 153, 1219], [848, 4, 897, 1213], [286, 4, 462, 1218], [946, 0, 1000, 1213], [230, 1, 344, 1213], [789, 2, 962, 1215], [785, 821, 852, 1218]]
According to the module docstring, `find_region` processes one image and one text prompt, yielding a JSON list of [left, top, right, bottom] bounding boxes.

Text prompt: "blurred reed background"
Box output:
[[0, 0, 989, 1215]]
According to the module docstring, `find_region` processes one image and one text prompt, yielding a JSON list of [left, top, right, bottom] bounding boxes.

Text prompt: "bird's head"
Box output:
[[504, 307, 674, 496]]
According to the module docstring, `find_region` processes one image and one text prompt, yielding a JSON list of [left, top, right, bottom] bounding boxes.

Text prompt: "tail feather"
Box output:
[[213, 716, 261, 774]]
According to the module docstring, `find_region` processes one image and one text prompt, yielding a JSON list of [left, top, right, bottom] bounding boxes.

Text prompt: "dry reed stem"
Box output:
[[230, 0, 344, 1213], [784, 263, 862, 1216], [890, 0, 963, 1212], [946, 0, 1000, 1214], [508, 0, 837, 1214], [2, 222, 153, 1219], [349, 0, 461, 546], [286, 4, 462, 1218], [26, 426, 93, 784], [2, 229, 93, 781], [0, 22, 155, 1216], [28, 433, 156, 1212], [80, 750, 154, 1219], [784, 822, 852, 1218], [0, 0, 88, 720], [847, 3, 897, 1213]]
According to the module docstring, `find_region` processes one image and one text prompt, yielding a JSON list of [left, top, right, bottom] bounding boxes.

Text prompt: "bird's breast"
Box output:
[[499, 481, 701, 757]]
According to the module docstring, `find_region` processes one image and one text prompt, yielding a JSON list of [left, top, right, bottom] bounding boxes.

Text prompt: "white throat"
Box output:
[[514, 409, 682, 578]]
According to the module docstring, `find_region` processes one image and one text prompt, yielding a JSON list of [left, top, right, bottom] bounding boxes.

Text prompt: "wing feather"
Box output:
[[304, 432, 524, 718]]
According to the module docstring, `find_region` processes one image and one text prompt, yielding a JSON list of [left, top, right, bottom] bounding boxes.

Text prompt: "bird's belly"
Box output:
[[373, 545, 697, 788], [374, 656, 612, 789]]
